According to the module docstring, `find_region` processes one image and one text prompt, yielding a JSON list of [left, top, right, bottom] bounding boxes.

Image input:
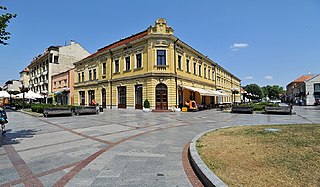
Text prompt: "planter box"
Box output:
[[43, 108, 73, 117], [74, 106, 99, 115], [265, 106, 292, 115], [231, 106, 254, 114]]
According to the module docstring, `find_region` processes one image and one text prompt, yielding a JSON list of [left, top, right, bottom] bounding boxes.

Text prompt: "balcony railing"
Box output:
[[154, 65, 168, 71], [42, 70, 48, 75]]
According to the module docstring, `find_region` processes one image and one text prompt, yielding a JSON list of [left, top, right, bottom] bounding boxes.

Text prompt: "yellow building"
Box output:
[[74, 18, 241, 110]]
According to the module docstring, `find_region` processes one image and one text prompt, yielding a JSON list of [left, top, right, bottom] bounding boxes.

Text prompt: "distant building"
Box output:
[[2, 80, 21, 93], [51, 68, 74, 105], [19, 68, 30, 88], [286, 74, 319, 105], [304, 74, 320, 105], [27, 41, 90, 103]]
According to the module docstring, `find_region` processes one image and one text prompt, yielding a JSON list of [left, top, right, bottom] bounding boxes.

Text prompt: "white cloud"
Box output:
[[231, 43, 249, 49], [244, 76, 253, 79], [264, 76, 273, 80]]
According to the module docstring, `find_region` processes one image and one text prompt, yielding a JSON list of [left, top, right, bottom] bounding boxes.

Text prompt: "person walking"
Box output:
[[0, 103, 8, 134]]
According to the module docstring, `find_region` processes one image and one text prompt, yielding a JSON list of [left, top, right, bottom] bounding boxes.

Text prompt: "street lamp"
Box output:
[[19, 83, 29, 109]]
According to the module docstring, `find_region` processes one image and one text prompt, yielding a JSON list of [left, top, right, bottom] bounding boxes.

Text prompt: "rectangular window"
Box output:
[[102, 63, 106, 75], [89, 70, 92, 81], [54, 56, 59, 63], [114, 60, 119, 73], [315, 83, 320, 92], [177, 55, 182, 70], [81, 72, 84, 82], [199, 64, 202, 76], [212, 71, 215, 81], [193, 62, 196, 75], [79, 91, 85, 105], [88, 90, 95, 106], [64, 79, 67, 87], [157, 50, 166, 65], [204, 67, 207, 78], [208, 69, 210, 79], [93, 69, 96, 80], [125, 56, 131, 71], [186, 59, 190, 73], [59, 81, 61, 88], [136, 53, 142, 68]]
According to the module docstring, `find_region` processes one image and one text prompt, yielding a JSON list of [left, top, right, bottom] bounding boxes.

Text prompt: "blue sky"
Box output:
[[1, 0, 319, 88]]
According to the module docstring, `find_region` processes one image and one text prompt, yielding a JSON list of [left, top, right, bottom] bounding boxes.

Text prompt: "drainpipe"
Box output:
[[174, 38, 179, 108], [109, 49, 113, 109]]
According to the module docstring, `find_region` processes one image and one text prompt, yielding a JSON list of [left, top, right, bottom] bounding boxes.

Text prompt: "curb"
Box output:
[[18, 109, 43, 117], [189, 127, 230, 187]]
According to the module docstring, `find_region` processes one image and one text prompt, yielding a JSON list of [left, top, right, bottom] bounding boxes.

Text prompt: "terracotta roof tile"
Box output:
[[292, 75, 315, 83]]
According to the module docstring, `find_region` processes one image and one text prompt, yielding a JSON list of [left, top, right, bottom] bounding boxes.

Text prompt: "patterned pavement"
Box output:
[[0, 106, 319, 187]]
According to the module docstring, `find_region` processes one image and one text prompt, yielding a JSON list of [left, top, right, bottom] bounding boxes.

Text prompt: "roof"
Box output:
[[19, 68, 29, 74], [82, 30, 148, 61], [293, 75, 315, 83]]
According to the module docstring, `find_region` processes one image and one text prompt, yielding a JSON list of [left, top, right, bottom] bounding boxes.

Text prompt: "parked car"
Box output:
[[314, 99, 320, 106]]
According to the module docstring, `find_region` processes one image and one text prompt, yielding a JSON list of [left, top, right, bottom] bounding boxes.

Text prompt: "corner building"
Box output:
[[74, 18, 241, 110]]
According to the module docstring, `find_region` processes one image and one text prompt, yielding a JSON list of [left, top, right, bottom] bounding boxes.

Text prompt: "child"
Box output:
[[0, 103, 8, 134]]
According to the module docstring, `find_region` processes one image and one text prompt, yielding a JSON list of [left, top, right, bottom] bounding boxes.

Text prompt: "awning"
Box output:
[[182, 86, 225, 97]]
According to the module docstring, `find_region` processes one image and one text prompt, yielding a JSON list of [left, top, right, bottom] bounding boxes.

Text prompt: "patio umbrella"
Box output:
[[0, 91, 10, 98]]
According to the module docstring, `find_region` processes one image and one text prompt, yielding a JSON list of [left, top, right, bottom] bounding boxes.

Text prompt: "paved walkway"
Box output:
[[0, 106, 319, 187]]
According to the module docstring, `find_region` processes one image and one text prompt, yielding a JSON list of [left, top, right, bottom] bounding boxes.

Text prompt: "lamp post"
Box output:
[[19, 84, 29, 109]]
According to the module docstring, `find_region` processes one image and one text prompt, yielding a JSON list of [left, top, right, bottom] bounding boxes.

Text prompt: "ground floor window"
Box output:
[[102, 88, 106, 108], [118, 86, 126, 108], [88, 90, 95, 106], [79, 91, 85, 105]]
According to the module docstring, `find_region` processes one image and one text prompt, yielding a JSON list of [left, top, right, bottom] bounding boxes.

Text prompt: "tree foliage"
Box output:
[[261, 85, 285, 100], [0, 5, 16, 45], [244, 84, 263, 99]]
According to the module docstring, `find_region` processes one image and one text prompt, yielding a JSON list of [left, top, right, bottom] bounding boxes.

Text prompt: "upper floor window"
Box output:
[[81, 72, 84, 82], [157, 50, 166, 65], [102, 63, 106, 75], [177, 55, 182, 70], [125, 56, 131, 71], [193, 62, 197, 75], [204, 67, 207, 78], [186, 59, 190, 73], [315, 83, 320, 92], [208, 69, 211, 79], [199, 64, 202, 76], [54, 56, 59, 63], [93, 69, 97, 80], [212, 71, 215, 81], [89, 70, 92, 81], [136, 53, 142, 68], [114, 59, 119, 73]]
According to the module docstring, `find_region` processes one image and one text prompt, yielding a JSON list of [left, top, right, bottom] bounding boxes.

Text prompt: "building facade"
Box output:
[[51, 69, 74, 105], [73, 18, 241, 110], [304, 74, 320, 105], [27, 41, 90, 103], [19, 68, 30, 88], [286, 74, 315, 105]]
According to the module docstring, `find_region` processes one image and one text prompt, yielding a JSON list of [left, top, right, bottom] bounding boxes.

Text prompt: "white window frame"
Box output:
[[135, 53, 143, 69], [155, 48, 168, 66]]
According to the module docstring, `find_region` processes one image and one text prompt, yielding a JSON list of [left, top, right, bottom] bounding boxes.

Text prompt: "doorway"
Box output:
[[155, 83, 168, 110], [135, 85, 143, 109]]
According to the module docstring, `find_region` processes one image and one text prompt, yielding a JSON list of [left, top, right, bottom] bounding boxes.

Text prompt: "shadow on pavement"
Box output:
[[0, 129, 39, 147]]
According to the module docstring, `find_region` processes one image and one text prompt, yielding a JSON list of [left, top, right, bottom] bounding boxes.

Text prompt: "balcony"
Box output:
[[154, 65, 168, 71], [34, 83, 38, 87], [36, 74, 41, 78], [44, 80, 48, 84], [31, 76, 35, 80], [42, 70, 48, 75], [39, 82, 44, 86]]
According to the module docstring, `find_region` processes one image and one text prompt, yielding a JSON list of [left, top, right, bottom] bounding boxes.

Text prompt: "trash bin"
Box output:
[[99, 105, 103, 112]]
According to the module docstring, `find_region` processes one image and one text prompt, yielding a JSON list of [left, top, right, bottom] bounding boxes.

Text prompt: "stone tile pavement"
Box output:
[[0, 106, 319, 186]]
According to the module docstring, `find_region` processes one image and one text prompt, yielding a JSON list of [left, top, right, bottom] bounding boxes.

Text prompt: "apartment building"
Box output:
[[27, 41, 90, 103], [73, 18, 241, 110], [51, 68, 74, 105]]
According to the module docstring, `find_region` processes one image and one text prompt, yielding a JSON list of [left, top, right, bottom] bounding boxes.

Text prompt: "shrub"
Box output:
[[144, 99, 150, 108]]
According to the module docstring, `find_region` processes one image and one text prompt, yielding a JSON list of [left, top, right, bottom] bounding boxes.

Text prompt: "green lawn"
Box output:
[[197, 124, 320, 187]]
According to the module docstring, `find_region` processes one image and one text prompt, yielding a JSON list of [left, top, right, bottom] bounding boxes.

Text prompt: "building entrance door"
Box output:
[[102, 88, 106, 108], [135, 85, 143, 109], [155, 83, 168, 110], [118, 86, 126, 108]]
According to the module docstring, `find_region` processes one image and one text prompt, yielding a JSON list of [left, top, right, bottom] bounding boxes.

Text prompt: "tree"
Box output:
[[0, 5, 16, 45], [244, 84, 263, 99], [261, 85, 285, 100]]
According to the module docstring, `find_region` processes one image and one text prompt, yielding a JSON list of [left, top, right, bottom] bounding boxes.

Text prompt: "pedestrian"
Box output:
[[0, 103, 8, 134]]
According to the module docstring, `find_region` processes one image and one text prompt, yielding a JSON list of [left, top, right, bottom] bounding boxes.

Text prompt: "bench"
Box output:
[[74, 106, 99, 116], [265, 106, 292, 115], [231, 106, 254, 114], [43, 108, 73, 117]]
